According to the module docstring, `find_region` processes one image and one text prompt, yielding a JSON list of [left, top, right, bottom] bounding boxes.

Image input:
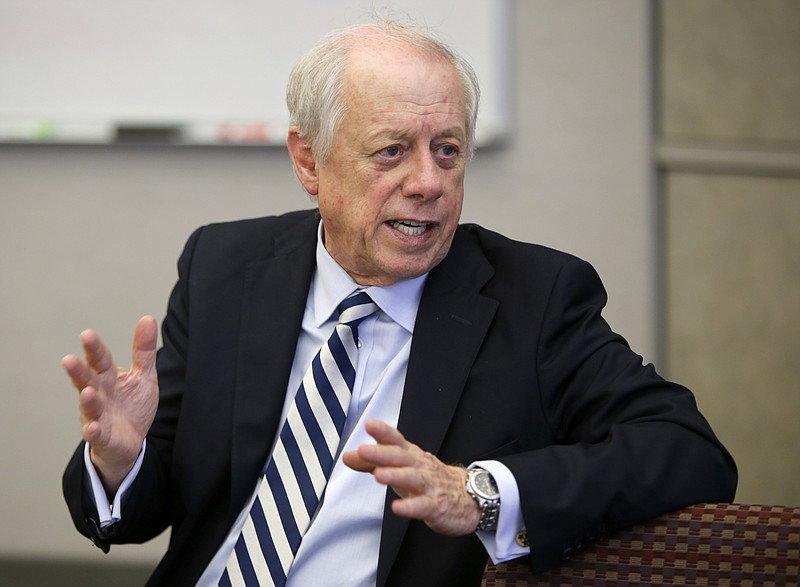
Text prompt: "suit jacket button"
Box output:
[[515, 530, 529, 547]]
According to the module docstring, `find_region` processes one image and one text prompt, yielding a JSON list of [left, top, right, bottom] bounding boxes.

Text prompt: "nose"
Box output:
[[403, 150, 445, 200]]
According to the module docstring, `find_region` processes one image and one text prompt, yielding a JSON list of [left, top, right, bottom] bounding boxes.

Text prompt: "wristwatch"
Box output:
[[465, 467, 501, 532]]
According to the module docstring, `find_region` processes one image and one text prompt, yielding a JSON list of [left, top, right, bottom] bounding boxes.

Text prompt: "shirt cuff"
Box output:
[[470, 460, 530, 563], [83, 440, 146, 529]]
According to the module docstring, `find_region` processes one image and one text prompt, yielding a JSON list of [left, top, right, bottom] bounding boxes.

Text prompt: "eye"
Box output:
[[439, 144, 458, 157], [433, 143, 462, 167], [381, 145, 402, 158]]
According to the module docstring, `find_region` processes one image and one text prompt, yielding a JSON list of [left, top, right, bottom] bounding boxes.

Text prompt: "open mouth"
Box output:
[[389, 220, 429, 236]]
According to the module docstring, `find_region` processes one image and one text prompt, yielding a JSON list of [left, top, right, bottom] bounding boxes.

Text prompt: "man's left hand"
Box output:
[[343, 419, 481, 536]]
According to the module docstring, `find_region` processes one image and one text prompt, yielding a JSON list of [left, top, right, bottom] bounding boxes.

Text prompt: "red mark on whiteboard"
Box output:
[[218, 122, 272, 143]]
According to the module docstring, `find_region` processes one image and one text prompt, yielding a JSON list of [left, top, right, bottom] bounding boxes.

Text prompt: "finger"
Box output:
[[62, 354, 96, 391], [79, 329, 115, 374], [131, 316, 158, 372], [364, 419, 408, 448], [78, 385, 104, 423], [356, 443, 414, 468], [82, 419, 104, 445], [373, 465, 429, 494], [391, 492, 435, 519], [78, 386, 108, 447]]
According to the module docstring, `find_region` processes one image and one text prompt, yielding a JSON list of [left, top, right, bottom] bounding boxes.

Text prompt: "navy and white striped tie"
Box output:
[[220, 291, 378, 587]]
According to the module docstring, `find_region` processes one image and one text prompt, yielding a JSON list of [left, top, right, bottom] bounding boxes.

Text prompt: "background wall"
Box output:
[[1, 0, 796, 583], [658, 0, 800, 507]]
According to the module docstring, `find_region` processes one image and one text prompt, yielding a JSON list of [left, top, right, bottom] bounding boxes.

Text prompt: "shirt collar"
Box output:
[[313, 220, 427, 333]]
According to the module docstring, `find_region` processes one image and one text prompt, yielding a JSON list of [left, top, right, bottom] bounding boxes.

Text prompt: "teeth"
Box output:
[[390, 220, 428, 236]]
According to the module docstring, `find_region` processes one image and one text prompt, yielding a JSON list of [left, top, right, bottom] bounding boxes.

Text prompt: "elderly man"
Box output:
[[62, 21, 736, 587]]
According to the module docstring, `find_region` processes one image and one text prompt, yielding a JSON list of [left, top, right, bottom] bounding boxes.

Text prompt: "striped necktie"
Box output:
[[220, 291, 379, 587]]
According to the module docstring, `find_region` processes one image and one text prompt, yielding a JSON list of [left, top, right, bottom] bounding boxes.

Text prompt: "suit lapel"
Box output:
[[376, 227, 498, 586], [229, 214, 318, 517]]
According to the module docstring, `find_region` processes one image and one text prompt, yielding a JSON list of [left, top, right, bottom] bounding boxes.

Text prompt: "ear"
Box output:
[[287, 128, 319, 196]]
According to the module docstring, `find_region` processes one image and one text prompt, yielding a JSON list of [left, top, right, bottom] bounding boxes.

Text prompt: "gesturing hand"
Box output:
[[62, 316, 159, 496], [342, 419, 480, 536]]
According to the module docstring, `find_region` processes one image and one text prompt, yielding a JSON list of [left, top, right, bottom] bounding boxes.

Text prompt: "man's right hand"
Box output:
[[62, 316, 159, 497]]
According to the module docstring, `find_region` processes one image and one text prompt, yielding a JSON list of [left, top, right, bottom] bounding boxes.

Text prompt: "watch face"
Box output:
[[474, 470, 499, 497]]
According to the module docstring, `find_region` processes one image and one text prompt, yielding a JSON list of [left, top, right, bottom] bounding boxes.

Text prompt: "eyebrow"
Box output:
[[364, 124, 466, 145], [432, 126, 467, 141]]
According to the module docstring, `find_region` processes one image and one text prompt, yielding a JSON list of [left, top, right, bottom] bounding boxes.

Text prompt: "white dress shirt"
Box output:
[[86, 222, 529, 586]]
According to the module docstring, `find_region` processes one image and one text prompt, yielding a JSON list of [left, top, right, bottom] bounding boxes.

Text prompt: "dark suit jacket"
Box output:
[[64, 209, 736, 586]]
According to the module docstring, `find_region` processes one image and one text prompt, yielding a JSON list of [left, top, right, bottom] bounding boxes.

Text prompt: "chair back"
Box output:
[[482, 503, 800, 586]]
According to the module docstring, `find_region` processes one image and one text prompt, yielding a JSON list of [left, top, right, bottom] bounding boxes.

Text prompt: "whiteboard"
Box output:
[[0, 0, 510, 145]]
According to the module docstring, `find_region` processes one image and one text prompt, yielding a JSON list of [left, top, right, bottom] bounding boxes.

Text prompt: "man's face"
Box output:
[[315, 44, 468, 286]]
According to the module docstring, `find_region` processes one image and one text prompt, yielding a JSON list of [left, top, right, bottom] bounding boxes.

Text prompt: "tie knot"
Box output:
[[337, 291, 379, 327]]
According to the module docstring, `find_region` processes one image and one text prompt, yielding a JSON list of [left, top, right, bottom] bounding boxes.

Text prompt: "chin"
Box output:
[[385, 257, 443, 281], [359, 247, 449, 285]]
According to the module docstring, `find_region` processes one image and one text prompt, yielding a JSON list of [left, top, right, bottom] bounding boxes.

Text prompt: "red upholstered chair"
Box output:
[[481, 503, 800, 586]]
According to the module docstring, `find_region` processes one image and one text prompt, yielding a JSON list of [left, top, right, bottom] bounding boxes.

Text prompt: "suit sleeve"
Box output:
[[498, 258, 737, 572]]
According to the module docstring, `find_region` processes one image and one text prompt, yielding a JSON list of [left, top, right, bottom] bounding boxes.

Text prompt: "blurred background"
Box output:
[[1, 0, 798, 584]]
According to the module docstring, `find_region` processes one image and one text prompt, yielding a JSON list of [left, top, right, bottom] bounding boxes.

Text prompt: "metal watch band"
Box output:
[[466, 467, 501, 532], [476, 500, 500, 532]]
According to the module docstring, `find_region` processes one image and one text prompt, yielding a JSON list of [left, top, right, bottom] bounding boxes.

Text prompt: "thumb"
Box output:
[[342, 450, 375, 473], [131, 315, 158, 372]]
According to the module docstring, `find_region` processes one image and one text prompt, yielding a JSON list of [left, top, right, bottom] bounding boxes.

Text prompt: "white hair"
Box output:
[[286, 21, 481, 162]]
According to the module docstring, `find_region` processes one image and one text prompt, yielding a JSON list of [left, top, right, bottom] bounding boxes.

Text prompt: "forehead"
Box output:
[[341, 41, 465, 116]]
